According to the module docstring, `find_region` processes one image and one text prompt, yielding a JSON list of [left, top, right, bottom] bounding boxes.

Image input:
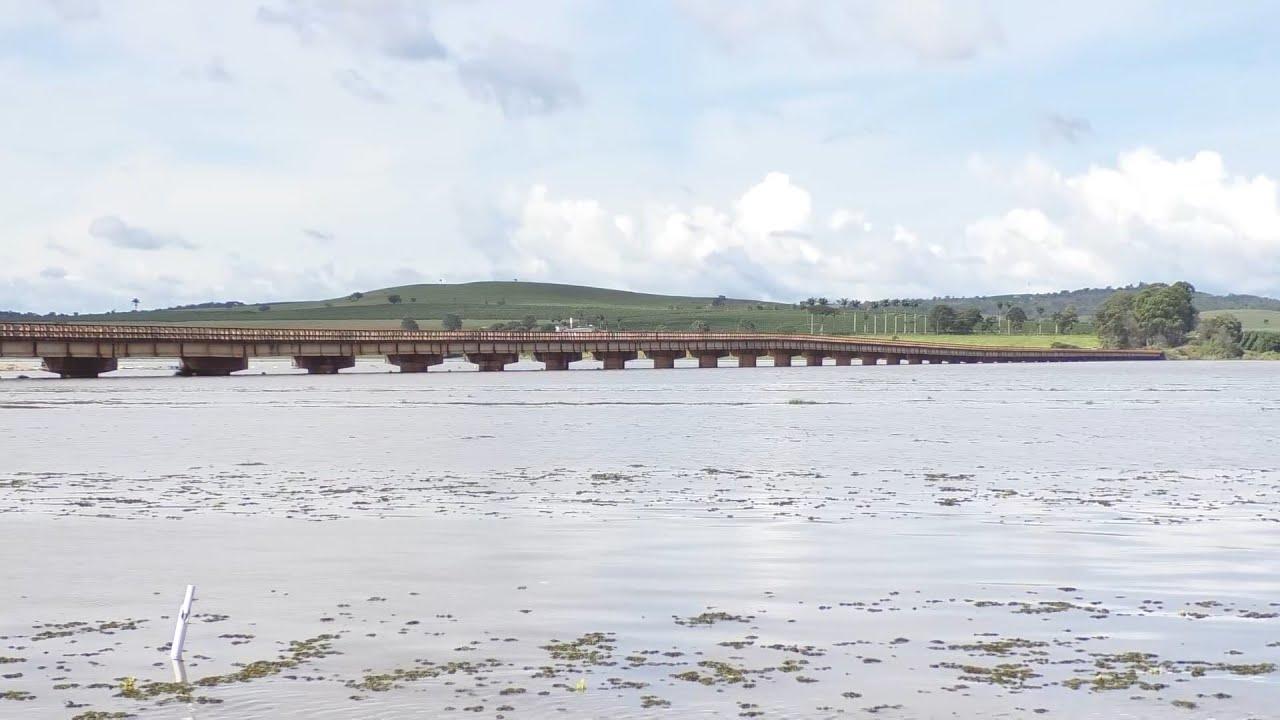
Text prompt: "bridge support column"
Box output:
[[42, 357, 117, 378], [178, 357, 248, 376], [859, 353, 880, 366], [734, 352, 759, 368], [800, 351, 825, 366], [387, 354, 443, 373], [906, 357, 923, 365], [831, 352, 854, 366], [883, 354, 903, 365], [696, 351, 726, 368], [467, 353, 518, 372], [534, 352, 578, 370], [294, 356, 355, 374], [646, 351, 680, 369], [769, 351, 793, 367], [594, 351, 637, 370]]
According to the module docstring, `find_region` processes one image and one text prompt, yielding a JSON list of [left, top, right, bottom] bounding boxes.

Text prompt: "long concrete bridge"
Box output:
[[0, 323, 1163, 377]]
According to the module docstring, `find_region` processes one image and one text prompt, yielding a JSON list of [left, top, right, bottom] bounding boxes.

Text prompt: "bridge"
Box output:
[[0, 323, 1162, 377]]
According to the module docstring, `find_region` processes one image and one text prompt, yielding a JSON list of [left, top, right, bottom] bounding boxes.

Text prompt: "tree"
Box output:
[[521, 314, 538, 330], [442, 313, 463, 331], [1095, 292, 1139, 348], [1005, 306, 1027, 330], [349, 292, 364, 301], [928, 304, 958, 333], [387, 294, 402, 304], [1057, 306, 1079, 333], [691, 320, 710, 332], [1096, 283, 1196, 348], [953, 308, 983, 334], [711, 294, 726, 307], [739, 320, 756, 331], [400, 317, 420, 331], [1197, 313, 1243, 357], [131, 298, 140, 312]]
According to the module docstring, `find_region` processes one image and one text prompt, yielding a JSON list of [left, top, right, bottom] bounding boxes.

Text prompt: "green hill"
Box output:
[[5, 280, 1279, 336]]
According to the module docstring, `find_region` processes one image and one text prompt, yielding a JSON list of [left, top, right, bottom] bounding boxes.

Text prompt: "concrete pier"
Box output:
[[41, 356, 118, 378], [831, 352, 854, 366], [294, 356, 355, 374], [697, 351, 725, 368], [467, 353, 517, 372], [859, 353, 880, 366], [534, 351, 578, 370], [800, 351, 825, 366], [735, 352, 759, 368], [647, 351, 680, 369], [594, 351, 637, 370], [178, 357, 248, 376], [770, 351, 793, 367], [387, 354, 443, 373]]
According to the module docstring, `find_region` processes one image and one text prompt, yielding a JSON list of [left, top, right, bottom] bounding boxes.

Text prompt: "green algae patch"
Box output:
[[675, 611, 754, 627], [940, 662, 1039, 687], [121, 634, 340, 704], [0, 690, 35, 701], [542, 632, 615, 666], [347, 659, 503, 692]]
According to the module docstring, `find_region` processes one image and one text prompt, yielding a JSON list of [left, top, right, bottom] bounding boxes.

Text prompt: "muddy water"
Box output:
[[1, 361, 1278, 719]]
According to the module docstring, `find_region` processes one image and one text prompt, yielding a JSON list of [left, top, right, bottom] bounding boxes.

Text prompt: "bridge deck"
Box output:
[[1, 323, 1162, 365]]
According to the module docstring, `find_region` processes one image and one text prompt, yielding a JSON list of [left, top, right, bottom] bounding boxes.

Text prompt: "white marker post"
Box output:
[[170, 584, 196, 661]]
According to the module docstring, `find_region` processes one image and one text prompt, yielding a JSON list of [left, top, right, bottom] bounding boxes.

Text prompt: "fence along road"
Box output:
[[0, 323, 1164, 377]]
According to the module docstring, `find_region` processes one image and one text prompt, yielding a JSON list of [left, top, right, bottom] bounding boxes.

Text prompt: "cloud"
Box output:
[[44, 0, 99, 23], [256, 0, 447, 61], [965, 149, 1280, 294], [88, 216, 195, 250], [334, 68, 389, 103], [40, 266, 68, 280], [457, 39, 582, 117], [1041, 113, 1092, 144], [302, 228, 334, 243], [677, 0, 1003, 63]]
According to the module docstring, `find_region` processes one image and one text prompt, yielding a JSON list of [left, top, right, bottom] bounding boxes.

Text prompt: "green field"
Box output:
[[1201, 308, 1280, 330]]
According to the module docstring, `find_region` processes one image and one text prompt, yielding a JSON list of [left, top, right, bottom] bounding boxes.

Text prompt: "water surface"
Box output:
[[2, 361, 1277, 718]]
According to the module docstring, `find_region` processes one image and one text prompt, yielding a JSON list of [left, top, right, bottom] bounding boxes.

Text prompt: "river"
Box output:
[[1, 360, 1277, 718]]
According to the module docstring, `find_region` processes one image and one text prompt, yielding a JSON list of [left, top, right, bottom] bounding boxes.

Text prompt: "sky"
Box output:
[[3, 0, 1280, 313]]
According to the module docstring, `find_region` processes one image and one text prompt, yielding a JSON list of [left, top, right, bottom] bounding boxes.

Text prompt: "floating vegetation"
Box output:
[[675, 611, 754, 626], [542, 632, 615, 666], [30, 619, 146, 642]]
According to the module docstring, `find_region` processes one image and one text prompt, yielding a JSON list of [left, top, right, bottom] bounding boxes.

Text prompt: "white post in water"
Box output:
[[170, 584, 196, 661]]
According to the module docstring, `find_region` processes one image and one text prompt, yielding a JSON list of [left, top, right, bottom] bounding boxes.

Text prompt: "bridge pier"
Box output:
[[859, 353, 880, 366], [42, 357, 117, 378], [906, 357, 923, 365], [883, 354, 903, 365], [594, 351, 637, 369], [387, 354, 443, 373], [734, 352, 759, 367], [467, 353, 518, 372], [769, 351, 793, 367], [800, 351, 825, 366], [697, 351, 726, 368], [178, 357, 248, 376], [293, 356, 355, 374], [647, 351, 680, 369], [534, 352, 578, 370], [831, 352, 854, 366]]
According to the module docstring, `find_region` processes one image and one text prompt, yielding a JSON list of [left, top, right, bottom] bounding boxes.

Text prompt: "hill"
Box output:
[[5, 281, 1279, 335]]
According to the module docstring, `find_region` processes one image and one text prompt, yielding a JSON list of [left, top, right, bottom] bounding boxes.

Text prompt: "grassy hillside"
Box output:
[[1200, 308, 1280, 331], [4, 281, 1276, 346]]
